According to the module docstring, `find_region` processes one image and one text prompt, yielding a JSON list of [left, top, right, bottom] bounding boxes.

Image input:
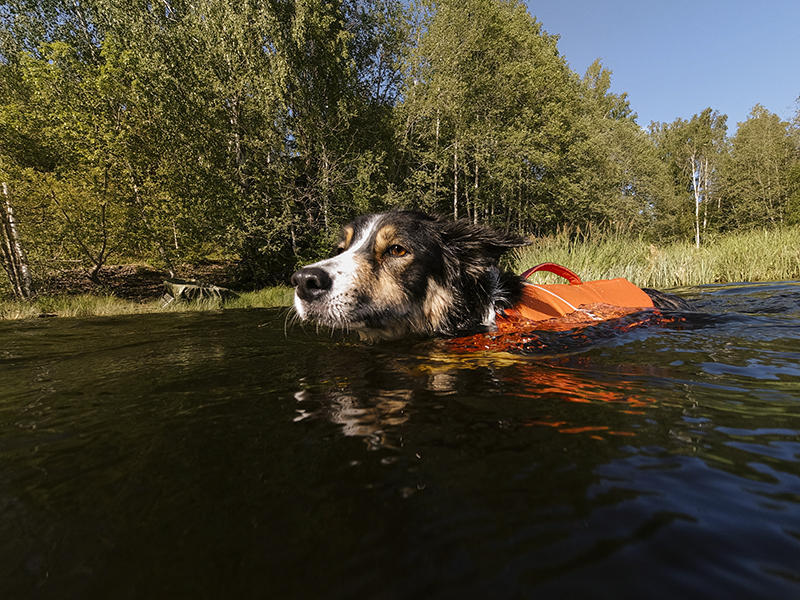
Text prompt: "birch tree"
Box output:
[[651, 108, 727, 247], [578, 60, 675, 232], [0, 182, 33, 298]]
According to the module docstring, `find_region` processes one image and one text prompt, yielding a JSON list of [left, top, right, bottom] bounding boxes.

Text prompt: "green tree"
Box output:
[[1, 3, 130, 283], [396, 0, 593, 232], [578, 60, 676, 234], [2, 0, 408, 288], [131, 0, 405, 283], [718, 105, 798, 229]]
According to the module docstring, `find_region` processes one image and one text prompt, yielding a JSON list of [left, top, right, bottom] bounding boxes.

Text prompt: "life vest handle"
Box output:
[[520, 263, 583, 285]]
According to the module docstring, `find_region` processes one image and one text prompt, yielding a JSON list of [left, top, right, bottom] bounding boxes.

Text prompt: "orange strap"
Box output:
[[509, 263, 654, 322], [520, 262, 583, 285]]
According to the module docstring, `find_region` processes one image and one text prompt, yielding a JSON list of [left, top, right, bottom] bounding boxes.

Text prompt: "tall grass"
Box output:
[[514, 225, 800, 289], [0, 294, 146, 320], [0, 287, 295, 321], [227, 287, 295, 309]]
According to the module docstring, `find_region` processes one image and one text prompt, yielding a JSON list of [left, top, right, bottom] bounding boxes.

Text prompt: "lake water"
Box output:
[[2, 282, 800, 599]]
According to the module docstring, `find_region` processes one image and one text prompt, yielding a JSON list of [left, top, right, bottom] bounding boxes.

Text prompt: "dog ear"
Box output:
[[441, 220, 530, 263]]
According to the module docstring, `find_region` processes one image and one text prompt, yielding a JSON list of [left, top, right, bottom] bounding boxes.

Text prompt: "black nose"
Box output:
[[291, 267, 332, 301]]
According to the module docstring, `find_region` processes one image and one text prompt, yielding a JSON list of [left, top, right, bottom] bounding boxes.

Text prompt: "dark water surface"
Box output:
[[2, 282, 800, 599]]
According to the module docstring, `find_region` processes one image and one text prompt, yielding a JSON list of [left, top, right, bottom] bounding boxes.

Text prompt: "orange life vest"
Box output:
[[446, 264, 661, 353], [504, 263, 654, 322]]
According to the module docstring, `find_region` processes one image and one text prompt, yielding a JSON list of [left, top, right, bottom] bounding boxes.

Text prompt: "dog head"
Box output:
[[291, 211, 529, 341]]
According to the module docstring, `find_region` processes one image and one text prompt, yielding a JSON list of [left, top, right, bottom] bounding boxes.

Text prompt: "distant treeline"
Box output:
[[1, 0, 799, 289]]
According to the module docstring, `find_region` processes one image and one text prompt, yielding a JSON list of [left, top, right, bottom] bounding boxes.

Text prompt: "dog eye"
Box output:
[[388, 245, 407, 257], [333, 246, 346, 256]]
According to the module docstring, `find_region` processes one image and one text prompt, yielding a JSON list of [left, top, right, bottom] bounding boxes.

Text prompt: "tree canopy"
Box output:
[[1, 0, 799, 292]]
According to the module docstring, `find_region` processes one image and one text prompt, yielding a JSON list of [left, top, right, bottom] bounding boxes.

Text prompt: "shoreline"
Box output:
[[4, 225, 800, 320], [0, 262, 294, 320]]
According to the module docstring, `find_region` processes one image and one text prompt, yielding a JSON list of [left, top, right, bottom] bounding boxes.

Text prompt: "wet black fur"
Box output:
[[394, 212, 530, 335]]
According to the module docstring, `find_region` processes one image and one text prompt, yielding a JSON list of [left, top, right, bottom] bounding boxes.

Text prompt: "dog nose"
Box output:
[[291, 267, 332, 301]]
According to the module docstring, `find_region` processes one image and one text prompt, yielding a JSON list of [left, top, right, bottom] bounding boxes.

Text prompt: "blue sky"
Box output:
[[526, 1, 800, 132]]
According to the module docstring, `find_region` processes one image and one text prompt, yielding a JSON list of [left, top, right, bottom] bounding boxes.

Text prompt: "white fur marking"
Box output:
[[294, 216, 382, 329]]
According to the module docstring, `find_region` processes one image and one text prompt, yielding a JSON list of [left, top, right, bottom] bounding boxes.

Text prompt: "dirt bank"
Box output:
[[36, 262, 237, 302]]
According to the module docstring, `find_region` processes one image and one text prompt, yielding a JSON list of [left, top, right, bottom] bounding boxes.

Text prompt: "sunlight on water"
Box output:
[[1, 285, 800, 599]]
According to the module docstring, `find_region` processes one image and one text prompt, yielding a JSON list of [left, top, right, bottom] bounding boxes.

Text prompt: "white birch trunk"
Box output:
[[1, 182, 34, 299]]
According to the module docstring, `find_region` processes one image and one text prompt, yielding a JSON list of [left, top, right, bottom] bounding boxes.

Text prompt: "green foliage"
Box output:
[[1, 0, 799, 298], [578, 60, 676, 232], [717, 105, 799, 229], [394, 0, 591, 230]]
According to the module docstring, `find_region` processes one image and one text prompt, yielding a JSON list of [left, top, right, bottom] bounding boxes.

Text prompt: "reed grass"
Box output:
[[227, 287, 295, 309], [514, 226, 800, 289], [36, 294, 148, 318], [0, 300, 43, 320]]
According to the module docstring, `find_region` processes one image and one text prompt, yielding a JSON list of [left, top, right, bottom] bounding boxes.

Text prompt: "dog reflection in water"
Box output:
[[293, 356, 655, 449], [293, 388, 413, 450], [293, 365, 465, 450]]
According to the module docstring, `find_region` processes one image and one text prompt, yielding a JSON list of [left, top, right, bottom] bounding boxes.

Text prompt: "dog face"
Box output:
[[291, 211, 529, 341]]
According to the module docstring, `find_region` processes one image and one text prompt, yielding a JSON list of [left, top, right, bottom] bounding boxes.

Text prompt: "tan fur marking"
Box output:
[[341, 226, 354, 250], [369, 224, 415, 314], [346, 253, 406, 316], [373, 225, 398, 260], [372, 269, 408, 308], [423, 281, 453, 331]]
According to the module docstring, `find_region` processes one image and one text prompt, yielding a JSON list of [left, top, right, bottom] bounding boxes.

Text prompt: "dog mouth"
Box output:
[[293, 291, 404, 333], [292, 263, 422, 340], [293, 292, 368, 332], [291, 265, 369, 331]]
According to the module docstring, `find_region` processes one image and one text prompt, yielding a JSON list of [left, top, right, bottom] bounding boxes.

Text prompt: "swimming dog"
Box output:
[[291, 211, 687, 342]]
